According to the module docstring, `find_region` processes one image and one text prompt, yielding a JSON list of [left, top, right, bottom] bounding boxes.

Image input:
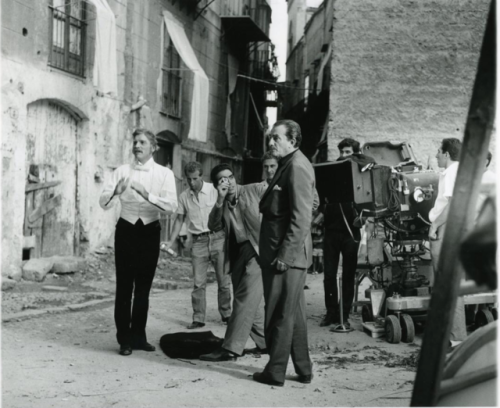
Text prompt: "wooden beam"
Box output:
[[28, 195, 62, 224], [411, 1, 496, 406], [25, 181, 61, 193]]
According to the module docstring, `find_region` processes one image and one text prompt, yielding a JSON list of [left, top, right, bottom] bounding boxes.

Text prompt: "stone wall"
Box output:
[[328, 0, 494, 168]]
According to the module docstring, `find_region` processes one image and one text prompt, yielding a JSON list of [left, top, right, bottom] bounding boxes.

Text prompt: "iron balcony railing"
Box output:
[[48, 5, 87, 77], [245, 0, 271, 38], [248, 48, 279, 87]]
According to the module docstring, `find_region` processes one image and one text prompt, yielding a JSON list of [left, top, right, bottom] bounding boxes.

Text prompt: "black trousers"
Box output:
[[323, 230, 359, 320], [114, 218, 161, 345]]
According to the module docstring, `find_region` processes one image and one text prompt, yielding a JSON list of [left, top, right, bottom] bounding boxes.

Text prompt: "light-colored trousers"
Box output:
[[191, 230, 232, 323], [430, 224, 467, 342], [223, 255, 266, 355]]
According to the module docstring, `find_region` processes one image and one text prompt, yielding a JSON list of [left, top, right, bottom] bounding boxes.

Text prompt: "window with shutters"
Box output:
[[161, 31, 183, 118], [49, 0, 87, 77]]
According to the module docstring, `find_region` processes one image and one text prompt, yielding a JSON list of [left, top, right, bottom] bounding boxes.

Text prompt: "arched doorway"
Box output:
[[24, 100, 82, 258]]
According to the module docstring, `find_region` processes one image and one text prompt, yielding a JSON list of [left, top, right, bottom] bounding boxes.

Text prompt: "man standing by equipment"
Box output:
[[429, 138, 467, 347], [255, 120, 315, 387], [162, 162, 231, 329], [199, 162, 270, 361], [99, 129, 178, 356], [320, 138, 364, 329]]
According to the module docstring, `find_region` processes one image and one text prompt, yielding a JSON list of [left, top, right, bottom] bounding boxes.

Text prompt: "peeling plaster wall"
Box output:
[[1, 59, 125, 279], [1, 0, 126, 279], [328, 0, 494, 168], [2, 0, 255, 279]]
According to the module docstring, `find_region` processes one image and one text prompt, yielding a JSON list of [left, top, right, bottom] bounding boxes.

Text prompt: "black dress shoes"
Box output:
[[319, 314, 338, 327], [132, 341, 156, 352], [293, 373, 313, 384], [244, 347, 268, 355], [119, 344, 132, 356], [187, 321, 206, 329], [200, 348, 237, 362], [252, 371, 284, 387]]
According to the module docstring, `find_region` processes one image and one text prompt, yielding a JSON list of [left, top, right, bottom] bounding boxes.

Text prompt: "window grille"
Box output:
[[49, 0, 87, 77], [161, 32, 182, 118]]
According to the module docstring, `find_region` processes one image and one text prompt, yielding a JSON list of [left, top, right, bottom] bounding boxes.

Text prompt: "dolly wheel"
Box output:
[[362, 304, 374, 323], [475, 309, 494, 328], [400, 314, 415, 343], [491, 308, 498, 321], [385, 315, 402, 344]]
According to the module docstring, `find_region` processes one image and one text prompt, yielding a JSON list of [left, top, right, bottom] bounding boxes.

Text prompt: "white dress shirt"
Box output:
[[429, 161, 459, 223], [99, 157, 178, 225], [227, 193, 250, 244], [176, 182, 218, 234]]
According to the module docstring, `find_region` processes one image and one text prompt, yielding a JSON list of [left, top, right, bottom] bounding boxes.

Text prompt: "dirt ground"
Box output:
[[2, 249, 420, 407]]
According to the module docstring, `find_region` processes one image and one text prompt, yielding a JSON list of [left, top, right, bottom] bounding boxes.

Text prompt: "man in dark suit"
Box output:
[[254, 120, 315, 387]]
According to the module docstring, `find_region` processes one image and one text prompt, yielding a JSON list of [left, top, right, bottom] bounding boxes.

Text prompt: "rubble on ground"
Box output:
[[22, 258, 55, 282], [314, 345, 420, 371], [3, 247, 194, 315]]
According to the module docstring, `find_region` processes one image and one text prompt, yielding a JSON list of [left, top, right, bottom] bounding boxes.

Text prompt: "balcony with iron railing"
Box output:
[[248, 49, 279, 83], [243, 0, 271, 39], [220, 0, 271, 43]]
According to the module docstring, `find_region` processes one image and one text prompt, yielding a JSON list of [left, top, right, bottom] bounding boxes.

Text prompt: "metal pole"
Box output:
[[411, 1, 496, 405], [331, 272, 354, 333]]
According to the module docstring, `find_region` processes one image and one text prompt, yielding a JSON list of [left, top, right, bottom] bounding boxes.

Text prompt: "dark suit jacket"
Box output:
[[259, 149, 315, 269], [208, 183, 267, 273]]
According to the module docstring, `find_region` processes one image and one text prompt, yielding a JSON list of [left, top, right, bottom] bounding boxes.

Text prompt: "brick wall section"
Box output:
[[328, 0, 493, 168]]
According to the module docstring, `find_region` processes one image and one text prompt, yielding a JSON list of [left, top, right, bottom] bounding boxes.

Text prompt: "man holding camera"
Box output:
[[319, 138, 366, 329], [429, 138, 467, 346], [199, 163, 268, 361], [162, 162, 231, 330]]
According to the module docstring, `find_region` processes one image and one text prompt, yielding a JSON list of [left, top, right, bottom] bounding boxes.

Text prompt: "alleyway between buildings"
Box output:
[[3, 250, 419, 407]]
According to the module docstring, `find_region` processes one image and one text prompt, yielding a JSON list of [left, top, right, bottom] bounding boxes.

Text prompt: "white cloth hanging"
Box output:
[[163, 10, 209, 142], [87, 0, 118, 95]]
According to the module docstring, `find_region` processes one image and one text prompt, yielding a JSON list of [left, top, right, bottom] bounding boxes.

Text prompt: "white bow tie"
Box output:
[[133, 163, 150, 172]]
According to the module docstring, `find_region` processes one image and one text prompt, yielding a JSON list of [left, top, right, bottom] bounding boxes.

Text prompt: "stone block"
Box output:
[[2, 278, 17, 291], [8, 266, 23, 282], [67, 299, 112, 311], [22, 258, 55, 282], [42, 285, 68, 292], [153, 280, 178, 291], [23, 235, 36, 249], [50, 256, 87, 274]]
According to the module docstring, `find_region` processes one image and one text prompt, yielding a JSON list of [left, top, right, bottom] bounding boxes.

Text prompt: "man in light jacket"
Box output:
[[200, 162, 271, 361]]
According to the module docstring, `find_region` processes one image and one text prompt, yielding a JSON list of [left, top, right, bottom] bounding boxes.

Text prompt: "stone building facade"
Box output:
[[280, 0, 333, 158], [327, 0, 493, 165], [281, 0, 493, 166], [2, 0, 276, 281]]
